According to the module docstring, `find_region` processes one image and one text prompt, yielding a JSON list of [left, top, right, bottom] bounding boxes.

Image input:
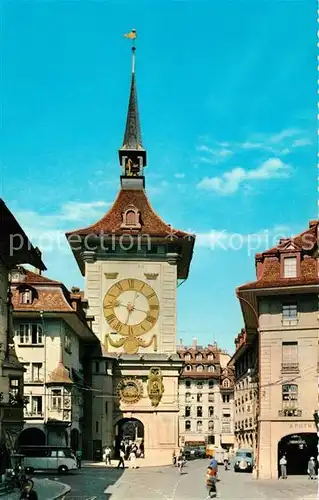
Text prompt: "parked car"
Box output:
[[194, 446, 206, 459], [233, 449, 254, 472]]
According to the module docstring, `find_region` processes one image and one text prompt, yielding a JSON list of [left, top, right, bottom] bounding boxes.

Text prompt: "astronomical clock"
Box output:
[[103, 278, 160, 354]]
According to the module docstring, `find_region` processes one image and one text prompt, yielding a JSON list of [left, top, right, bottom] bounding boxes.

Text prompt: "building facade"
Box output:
[[0, 200, 45, 467], [178, 339, 235, 450], [237, 220, 319, 479], [65, 45, 195, 464], [230, 329, 258, 455], [11, 267, 97, 452]]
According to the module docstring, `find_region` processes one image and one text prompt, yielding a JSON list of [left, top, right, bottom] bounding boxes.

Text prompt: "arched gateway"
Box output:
[[114, 418, 144, 457], [278, 433, 317, 476], [18, 427, 46, 447]]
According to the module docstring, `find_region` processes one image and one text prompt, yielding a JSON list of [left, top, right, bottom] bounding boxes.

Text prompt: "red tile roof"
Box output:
[[238, 220, 319, 291], [12, 268, 83, 314], [48, 362, 72, 384], [66, 189, 192, 238]]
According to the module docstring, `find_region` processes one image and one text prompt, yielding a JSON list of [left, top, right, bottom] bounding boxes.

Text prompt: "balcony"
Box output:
[[47, 408, 71, 424], [281, 363, 299, 374], [25, 410, 44, 418], [278, 408, 302, 417]]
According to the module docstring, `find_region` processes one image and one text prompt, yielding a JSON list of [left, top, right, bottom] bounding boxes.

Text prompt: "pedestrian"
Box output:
[[223, 450, 229, 470], [129, 446, 138, 469], [117, 448, 125, 469], [20, 485, 38, 500], [103, 446, 112, 466], [279, 455, 287, 479], [307, 457, 316, 480], [140, 440, 144, 458], [76, 448, 82, 469]]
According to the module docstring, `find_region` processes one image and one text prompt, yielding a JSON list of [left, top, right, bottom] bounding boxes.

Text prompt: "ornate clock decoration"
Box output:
[[117, 378, 143, 404], [147, 367, 164, 407], [103, 278, 159, 354]]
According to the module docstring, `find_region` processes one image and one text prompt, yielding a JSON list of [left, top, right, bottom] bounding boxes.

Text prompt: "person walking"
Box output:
[[129, 445, 138, 469], [223, 450, 229, 471], [307, 457, 316, 480], [117, 448, 125, 469], [279, 455, 287, 479], [76, 448, 82, 469], [104, 446, 112, 466]]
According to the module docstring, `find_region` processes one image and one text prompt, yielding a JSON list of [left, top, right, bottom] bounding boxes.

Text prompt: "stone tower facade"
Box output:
[[66, 44, 195, 463]]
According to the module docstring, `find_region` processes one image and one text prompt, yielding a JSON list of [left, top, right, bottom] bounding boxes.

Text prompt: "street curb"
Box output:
[[33, 479, 71, 500], [50, 484, 71, 500]]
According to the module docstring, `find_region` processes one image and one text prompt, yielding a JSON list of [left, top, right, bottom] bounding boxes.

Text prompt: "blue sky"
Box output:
[[1, 1, 317, 353]]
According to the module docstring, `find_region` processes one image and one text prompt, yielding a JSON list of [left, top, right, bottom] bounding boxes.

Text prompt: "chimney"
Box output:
[[33, 248, 42, 275], [179, 337, 183, 348], [192, 337, 197, 349]]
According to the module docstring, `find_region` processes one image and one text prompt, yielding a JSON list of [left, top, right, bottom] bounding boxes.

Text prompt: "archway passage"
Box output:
[[278, 433, 317, 476], [114, 418, 144, 458], [18, 427, 45, 447]]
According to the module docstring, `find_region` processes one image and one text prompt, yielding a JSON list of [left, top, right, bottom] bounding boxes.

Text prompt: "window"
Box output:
[[284, 257, 297, 278], [9, 378, 21, 397], [197, 393, 202, 403], [282, 384, 298, 404], [247, 405, 251, 413], [31, 396, 43, 415], [222, 394, 230, 403], [222, 410, 231, 418], [282, 304, 297, 322], [196, 364, 204, 372], [222, 423, 231, 434], [197, 406, 202, 417], [208, 380, 214, 389], [51, 389, 62, 410], [95, 421, 99, 433], [197, 421, 202, 432], [282, 342, 298, 369], [64, 333, 72, 354], [185, 365, 192, 372], [185, 406, 191, 417], [208, 420, 214, 432], [208, 393, 214, 403], [196, 353, 202, 361], [185, 353, 191, 361], [249, 418, 253, 427], [57, 450, 66, 458], [20, 289, 33, 305], [207, 353, 214, 361], [209, 406, 214, 417], [197, 382, 203, 390], [222, 378, 230, 388], [105, 402, 108, 414], [19, 324, 43, 344], [22, 363, 31, 382], [95, 361, 100, 373], [185, 392, 192, 403], [32, 363, 42, 382], [185, 380, 191, 388], [185, 420, 191, 431], [208, 365, 215, 372]]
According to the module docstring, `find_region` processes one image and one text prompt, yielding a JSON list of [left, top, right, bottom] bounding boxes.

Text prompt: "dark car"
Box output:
[[194, 446, 206, 459]]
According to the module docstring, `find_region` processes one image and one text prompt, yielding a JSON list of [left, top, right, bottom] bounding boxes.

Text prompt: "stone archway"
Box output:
[[278, 433, 317, 476], [18, 427, 46, 447], [114, 418, 144, 458]]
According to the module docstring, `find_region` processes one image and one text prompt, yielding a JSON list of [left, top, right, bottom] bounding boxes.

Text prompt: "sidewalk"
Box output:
[[82, 457, 171, 469], [5, 478, 71, 500]]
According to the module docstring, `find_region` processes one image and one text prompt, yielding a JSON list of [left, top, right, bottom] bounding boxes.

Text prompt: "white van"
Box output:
[[19, 446, 78, 474]]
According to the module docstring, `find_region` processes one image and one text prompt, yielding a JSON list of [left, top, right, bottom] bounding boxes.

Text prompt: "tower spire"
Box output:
[[119, 30, 147, 190]]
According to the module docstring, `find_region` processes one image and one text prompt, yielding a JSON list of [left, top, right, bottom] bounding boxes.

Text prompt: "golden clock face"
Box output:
[[103, 278, 160, 337]]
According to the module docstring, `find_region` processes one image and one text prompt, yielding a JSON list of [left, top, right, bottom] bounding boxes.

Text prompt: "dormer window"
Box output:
[[121, 205, 141, 229], [196, 353, 202, 361], [283, 257, 297, 278], [20, 289, 33, 305], [185, 353, 191, 361]]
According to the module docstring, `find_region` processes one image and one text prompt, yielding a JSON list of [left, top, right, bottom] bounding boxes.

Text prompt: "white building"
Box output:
[[11, 267, 97, 451]]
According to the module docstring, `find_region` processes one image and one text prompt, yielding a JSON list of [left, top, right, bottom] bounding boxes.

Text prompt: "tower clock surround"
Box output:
[[66, 36, 195, 465]]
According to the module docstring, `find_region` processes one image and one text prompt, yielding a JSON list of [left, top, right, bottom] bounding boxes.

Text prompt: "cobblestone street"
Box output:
[[60, 460, 317, 500]]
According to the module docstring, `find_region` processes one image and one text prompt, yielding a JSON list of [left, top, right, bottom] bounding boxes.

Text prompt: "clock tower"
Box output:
[[66, 41, 195, 464]]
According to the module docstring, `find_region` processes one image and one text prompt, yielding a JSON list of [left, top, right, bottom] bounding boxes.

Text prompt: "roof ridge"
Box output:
[[18, 266, 62, 285]]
